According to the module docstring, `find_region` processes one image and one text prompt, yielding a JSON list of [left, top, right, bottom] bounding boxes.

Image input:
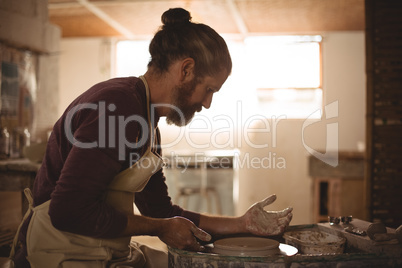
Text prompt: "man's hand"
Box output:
[[241, 194, 293, 236], [158, 216, 211, 251]]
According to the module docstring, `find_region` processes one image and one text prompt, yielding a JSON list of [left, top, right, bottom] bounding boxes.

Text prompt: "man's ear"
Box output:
[[180, 58, 195, 82]]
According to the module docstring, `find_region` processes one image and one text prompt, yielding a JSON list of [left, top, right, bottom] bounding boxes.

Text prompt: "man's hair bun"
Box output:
[[149, 7, 232, 79], [161, 8, 192, 26]]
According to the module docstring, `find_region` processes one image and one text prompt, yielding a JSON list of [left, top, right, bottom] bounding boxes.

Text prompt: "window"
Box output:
[[115, 40, 150, 77], [244, 35, 322, 119], [115, 35, 323, 120]]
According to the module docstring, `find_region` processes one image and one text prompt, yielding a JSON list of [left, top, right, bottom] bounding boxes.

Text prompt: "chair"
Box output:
[[171, 155, 222, 215]]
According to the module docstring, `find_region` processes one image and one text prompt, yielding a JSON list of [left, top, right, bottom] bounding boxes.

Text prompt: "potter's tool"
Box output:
[[367, 223, 402, 244], [328, 215, 353, 225], [328, 216, 340, 225], [340, 216, 353, 224], [344, 226, 366, 236]]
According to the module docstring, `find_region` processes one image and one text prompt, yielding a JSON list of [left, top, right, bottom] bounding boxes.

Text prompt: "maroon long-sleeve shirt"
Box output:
[[14, 76, 200, 267]]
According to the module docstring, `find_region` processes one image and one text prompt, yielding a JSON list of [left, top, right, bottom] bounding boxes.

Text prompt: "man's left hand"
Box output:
[[240, 194, 293, 236]]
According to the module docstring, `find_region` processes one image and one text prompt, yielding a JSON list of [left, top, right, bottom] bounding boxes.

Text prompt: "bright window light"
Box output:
[[115, 40, 150, 77], [115, 35, 322, 120], [243, 35, 323, 118], [244, 35, 321, 88]]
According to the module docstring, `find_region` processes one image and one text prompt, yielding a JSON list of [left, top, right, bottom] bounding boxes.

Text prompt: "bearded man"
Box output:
[[10, 7, 292, 268]]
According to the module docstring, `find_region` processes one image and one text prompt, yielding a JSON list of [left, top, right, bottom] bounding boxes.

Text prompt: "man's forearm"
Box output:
[[120, 214, 166, 237], [198, 214, 246, 237]]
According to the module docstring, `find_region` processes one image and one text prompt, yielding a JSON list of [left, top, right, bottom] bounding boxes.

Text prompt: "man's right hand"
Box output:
[[158, 216, 211, 251]]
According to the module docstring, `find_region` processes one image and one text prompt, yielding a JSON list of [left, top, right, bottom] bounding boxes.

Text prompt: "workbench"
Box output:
[[169, 219, 402, 267], [0, 159, 40, 216]]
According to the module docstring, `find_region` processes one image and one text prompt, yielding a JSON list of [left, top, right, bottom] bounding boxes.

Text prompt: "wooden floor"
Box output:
[[0, 192, 21, 259], [0, 192, 21, 232], [0, 257, 11, 268]]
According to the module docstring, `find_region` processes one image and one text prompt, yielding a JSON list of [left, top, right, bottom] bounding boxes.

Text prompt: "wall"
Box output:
[[0, 0, 60, 142], [0, 0, 60, 230], [236, 32, 366, 224], [58, 38, 113, 115], [58, 32, 365, 225]]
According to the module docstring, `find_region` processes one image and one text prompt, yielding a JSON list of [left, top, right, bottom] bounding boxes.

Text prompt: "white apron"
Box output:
[[9, 76, 166, 268]]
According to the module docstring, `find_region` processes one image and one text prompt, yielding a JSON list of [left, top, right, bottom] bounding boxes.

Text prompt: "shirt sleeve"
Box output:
[[48, 85, 145, 238], [134, 168, 201, 226]]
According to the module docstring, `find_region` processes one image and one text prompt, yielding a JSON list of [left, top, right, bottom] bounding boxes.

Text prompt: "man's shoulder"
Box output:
[[79, 76, 146, 109]]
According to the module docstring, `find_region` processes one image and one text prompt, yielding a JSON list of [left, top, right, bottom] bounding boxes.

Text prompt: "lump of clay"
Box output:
[[367, 222, 387, 240]]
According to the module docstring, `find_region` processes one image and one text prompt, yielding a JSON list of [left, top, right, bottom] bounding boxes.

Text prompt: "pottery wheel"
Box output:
[[210, 237, 298, 257]]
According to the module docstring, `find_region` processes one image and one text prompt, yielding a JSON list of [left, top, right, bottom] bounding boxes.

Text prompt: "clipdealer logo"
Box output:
[[63, 101, 288, 164], [63, 100, 339, 168], [302, 101, 339, 167]]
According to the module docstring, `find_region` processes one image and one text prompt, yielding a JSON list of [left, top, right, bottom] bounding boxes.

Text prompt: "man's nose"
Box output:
[[202, 93, 213, 109]]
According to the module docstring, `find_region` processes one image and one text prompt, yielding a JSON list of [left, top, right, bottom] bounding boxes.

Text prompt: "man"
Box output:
[[11, 7, 292, 267]]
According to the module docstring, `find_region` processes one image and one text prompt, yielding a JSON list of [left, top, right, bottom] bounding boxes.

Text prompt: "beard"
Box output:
[[166, 78, 202, 126]]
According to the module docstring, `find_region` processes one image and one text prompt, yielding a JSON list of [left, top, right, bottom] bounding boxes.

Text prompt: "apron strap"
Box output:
[[24, 188, 33, 206], [9, 188, 34, 264], [139, 75, 156, 151]]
